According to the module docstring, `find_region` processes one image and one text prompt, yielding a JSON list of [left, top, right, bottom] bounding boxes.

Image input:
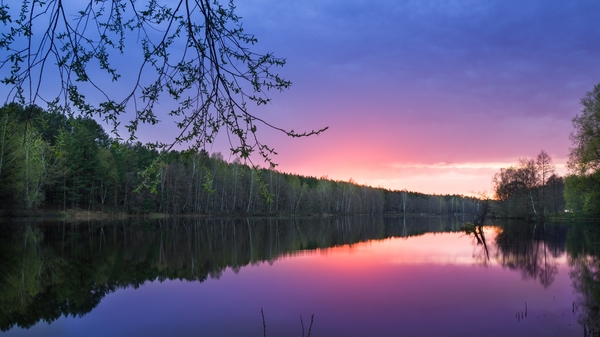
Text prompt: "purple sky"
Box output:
[[5, 0, 600, 195], [216, 0, 600, 195]]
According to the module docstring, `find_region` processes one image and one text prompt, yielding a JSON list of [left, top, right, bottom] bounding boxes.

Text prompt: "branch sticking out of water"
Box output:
[[301, 314, 314, 337], [261, 308, 314, 336], [261, 308, 266, 337]]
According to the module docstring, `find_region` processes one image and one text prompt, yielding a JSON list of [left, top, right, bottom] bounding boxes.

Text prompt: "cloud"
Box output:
[[388, 162, 516, 170], [388, 161, 567, 171]]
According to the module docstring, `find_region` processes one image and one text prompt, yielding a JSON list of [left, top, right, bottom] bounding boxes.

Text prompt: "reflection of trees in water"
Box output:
[[0, 226, 67, 331], [466, 221, 566, 288], [570, 255, 600, 336], [566, 222, 600, 335], [494, 222, 566, 288], [465, 225, 493, 267], [0, 215, 465, 331]]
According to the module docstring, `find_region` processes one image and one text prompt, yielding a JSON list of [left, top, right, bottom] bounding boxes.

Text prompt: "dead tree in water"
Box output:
[[462, 196, 492, 260]]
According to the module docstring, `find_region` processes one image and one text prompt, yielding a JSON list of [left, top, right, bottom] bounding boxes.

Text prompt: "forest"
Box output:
[[0, 104, 481, 217], [3, 83, 600, 220]]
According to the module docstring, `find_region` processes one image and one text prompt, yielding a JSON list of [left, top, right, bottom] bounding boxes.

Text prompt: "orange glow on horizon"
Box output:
[[275, 154, 569, 196]]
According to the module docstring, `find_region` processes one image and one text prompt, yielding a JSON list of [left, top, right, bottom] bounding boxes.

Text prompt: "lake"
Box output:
[[1, 216, 598, 336]]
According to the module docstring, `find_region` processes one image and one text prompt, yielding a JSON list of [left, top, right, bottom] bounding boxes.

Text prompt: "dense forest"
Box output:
[[0, 104, 480, 217], [4, 81, 600, 220]]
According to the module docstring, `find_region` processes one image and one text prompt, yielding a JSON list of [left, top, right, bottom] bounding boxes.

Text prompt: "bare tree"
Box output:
[[536, 150, 555, 216], [462, 193, 491, 262], [493, 151, 559, 219]]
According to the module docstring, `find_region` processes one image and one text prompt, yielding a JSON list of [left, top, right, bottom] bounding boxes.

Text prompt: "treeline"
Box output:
[[0, 104, 480, 216], [492, 151, 565, 219]]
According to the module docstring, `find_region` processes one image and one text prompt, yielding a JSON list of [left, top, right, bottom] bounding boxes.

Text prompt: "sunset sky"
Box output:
[[6, 0, 600, 196], [211, 0, 600, 195]]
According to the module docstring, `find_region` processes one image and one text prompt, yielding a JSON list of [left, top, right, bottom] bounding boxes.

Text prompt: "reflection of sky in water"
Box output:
[[5, 231, 578, 337]]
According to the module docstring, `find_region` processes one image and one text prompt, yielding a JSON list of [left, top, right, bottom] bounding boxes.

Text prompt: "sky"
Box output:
[[216, 0, 600, 195], [5, 0, 600, 196]]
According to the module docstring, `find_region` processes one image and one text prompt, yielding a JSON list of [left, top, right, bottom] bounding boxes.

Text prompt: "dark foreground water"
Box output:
[[1, 216, 598, 336]]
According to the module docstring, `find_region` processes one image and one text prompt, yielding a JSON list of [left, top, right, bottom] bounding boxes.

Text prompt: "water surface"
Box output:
[[1, 217, 597, 336]]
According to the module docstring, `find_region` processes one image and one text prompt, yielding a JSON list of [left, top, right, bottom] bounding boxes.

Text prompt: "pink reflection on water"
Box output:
[[241, 231, 576, 336]]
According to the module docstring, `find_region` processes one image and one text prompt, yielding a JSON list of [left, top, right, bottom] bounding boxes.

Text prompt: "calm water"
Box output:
[[1, 216, 598, 336]]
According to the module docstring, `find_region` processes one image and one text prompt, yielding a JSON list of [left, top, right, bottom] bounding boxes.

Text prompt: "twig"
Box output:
[[301, 314, 314, 337], [261, 308, 266, 337]]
